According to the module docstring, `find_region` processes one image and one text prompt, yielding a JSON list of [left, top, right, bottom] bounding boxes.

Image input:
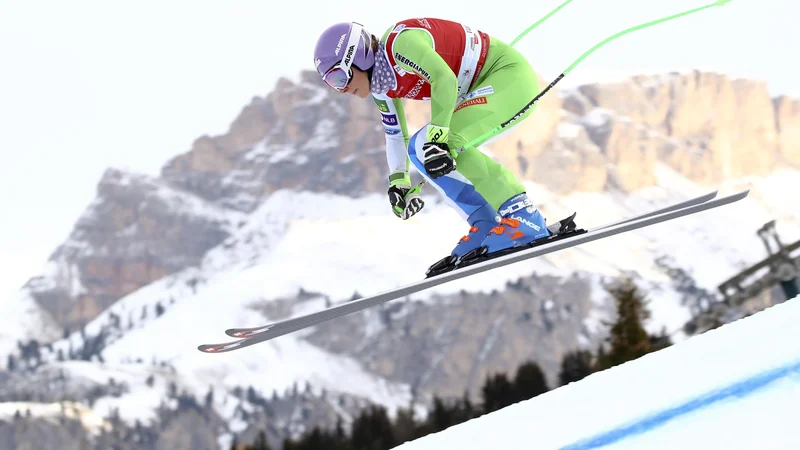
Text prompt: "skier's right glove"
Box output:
[[422, 142, 455, 179], [388, 172, 424, 220]]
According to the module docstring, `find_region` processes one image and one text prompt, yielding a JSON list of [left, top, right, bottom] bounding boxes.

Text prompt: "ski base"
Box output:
[[198, 189, 746, 354]]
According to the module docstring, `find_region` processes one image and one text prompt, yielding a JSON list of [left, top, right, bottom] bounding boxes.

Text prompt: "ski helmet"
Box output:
[[313, 22, 375, 90]]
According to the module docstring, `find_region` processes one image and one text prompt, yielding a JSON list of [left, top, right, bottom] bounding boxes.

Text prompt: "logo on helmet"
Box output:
[[344, 44, 354, 66], [335, 33, 346, 56]]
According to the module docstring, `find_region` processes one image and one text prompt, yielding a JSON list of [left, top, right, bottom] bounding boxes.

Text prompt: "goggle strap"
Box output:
[[340, 22, 364, 74]]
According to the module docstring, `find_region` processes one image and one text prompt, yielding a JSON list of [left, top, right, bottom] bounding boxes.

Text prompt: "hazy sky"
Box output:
[[0, 0, 796, 301]]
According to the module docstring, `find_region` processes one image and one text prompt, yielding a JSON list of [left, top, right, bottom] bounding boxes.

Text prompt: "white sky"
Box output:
[[0, 0, 796, 302]]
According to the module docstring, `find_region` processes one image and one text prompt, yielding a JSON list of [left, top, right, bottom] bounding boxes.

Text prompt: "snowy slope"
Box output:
[[394, 294, 800, 450], [0, 289, 60, 356], [0, 400, 110, 435]]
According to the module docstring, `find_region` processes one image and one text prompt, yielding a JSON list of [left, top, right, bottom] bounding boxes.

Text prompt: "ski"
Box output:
[[197, 189, 747, 353], [590, 190, 717, 233]]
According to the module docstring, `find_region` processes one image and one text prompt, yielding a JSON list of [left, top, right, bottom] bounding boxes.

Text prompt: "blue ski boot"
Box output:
[[458, 193, 551, 265], [426, 203, 499, 278]]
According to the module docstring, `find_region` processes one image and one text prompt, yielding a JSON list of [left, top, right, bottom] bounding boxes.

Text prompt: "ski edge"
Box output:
[[593, 190, 717, 232], [199, 189, 747, 353]]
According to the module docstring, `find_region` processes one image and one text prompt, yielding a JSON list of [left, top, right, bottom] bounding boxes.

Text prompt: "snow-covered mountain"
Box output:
[[1, 69, 798, 449]]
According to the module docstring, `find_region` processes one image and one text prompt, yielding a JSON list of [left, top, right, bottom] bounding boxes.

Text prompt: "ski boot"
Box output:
[[425, 204, 499, 278], [457, 193, 580, 267]]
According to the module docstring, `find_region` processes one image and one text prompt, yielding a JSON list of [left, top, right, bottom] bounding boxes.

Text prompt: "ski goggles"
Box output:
[[321, 22, 364, 91], [322, 65, 352, 91]]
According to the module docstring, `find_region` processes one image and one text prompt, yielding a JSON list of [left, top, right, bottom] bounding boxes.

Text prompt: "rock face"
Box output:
[[160, 71, 390, 212], [554, 72, 784, 190], [23, 169, 243, 332], [304, 273, 602, 399], [774, 96, 800, 166], [0, 412, 93, 450]]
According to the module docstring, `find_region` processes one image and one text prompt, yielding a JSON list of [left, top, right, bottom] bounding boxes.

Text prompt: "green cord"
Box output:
[[460, 0, 733, 150], [564, 1, 729, 75], [509, 0, 575, 47]]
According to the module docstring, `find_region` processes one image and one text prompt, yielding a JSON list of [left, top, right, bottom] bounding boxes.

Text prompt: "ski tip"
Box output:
[[698, 190, 718, 201], [225, 324, 274, 338], [197, 343, 236, 353]]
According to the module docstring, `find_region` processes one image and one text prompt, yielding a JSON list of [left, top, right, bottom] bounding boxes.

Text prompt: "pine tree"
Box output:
[[649, 325, 673, 351], [290, 426, 337, 450], [512, 361, 549, 401], [392, 405, 420, 445], [333, 416, 350, 450], [205, 387, 214, 409], [350, 405, 395, 450], [155, 302, 165, 317], [452, 390, 477, 423], [596, 278, 656, 371], [558, 350, 594, 386], [481, 372, 516, 413], [255, 430, 272, 450], [428, 396, 457, 432]]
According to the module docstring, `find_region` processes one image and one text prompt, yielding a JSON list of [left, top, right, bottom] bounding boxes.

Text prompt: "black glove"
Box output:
[[388, 183, 425, 220], [422, 142, 455, 178]]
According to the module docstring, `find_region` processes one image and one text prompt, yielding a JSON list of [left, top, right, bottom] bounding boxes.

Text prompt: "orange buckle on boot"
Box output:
[[459, 225, 480, 242]]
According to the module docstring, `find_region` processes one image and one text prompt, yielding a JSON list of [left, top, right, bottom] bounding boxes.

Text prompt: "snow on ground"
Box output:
[[53, 360, 177, 427], [0, 400, 111, 435], [0, 289, 60, 356], [395, 295, 800, 450], [43, 259, 416, 429]]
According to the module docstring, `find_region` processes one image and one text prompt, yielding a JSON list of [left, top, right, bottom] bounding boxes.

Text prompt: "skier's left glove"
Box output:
[[388, 172, 424, 220]]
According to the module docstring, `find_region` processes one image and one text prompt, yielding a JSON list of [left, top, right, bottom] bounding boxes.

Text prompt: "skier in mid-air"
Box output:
[[313, 18, 571, 271]]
